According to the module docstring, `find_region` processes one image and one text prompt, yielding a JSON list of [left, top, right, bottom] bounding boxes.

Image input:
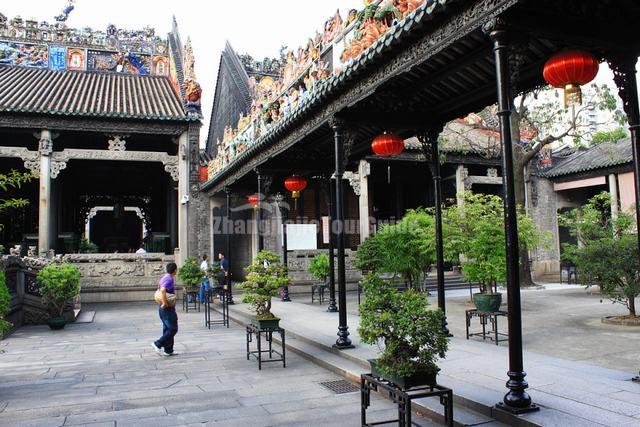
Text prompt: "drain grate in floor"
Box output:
[[319, 380, 360, 394]]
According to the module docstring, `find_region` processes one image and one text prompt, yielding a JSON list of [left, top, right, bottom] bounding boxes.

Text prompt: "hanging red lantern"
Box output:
[[371, 132, 405, 157], [284, 175, 307, 199], [248, 194, 259, 208], [199, 165, 208, 183], [543, 50, 599, 106]]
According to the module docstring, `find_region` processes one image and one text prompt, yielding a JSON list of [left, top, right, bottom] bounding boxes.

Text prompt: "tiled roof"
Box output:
[[540, 138, 632, 178], [404, 121, 501, 157], [0, 65, 191, 121]]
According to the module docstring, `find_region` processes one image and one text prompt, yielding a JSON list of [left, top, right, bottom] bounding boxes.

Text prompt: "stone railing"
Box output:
[[1, 255, 65, 327], [286, 249, 361, 287], [62, 253, 175, 303]]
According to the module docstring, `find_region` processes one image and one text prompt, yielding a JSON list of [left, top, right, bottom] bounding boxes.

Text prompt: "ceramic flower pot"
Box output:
[[251, 317, 280, 330], [368, 359, 437, 390], [473, 292, 503, 313], [47, 316, 67, 330]]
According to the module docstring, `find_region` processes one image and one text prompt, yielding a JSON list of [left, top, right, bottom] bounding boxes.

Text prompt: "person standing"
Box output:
[[218, 252, 229, 288], [199, 254, 210, 303], [136, 242, 147, 254], [152, 262, 178, 357]]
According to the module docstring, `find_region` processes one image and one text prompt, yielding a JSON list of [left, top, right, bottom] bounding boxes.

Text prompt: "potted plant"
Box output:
[[359, 273, 448, 389], [0, 271, 12, 337], [36, 263, 81, 330], [239, 250, 290, 329], [308, 253, 330, 284], [443, 193, 541, 312], [178, 257, 203, 294], [78, 238, 98, 253]]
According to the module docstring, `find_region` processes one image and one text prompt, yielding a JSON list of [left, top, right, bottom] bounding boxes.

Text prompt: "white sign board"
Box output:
[[286, 224, 318, 250]]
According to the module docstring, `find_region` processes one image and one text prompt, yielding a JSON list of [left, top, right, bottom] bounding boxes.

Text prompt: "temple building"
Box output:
[[0, 11, 208, 300]]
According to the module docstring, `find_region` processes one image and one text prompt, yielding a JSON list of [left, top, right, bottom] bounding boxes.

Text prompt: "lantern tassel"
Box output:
[[387, 162, 391, 184], [564, 84, 582, 107]]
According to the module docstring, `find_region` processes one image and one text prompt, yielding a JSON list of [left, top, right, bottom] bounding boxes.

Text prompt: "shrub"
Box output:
[[37, 263, 81, 317], [177, 257, 203, 290], [308, 253, 330, 283], [239, 251, 290, 319], [560, 193, 640, 317], [79, 238, 98, 253], [0, 271, 12, 334], [359, 273, 448, 377]]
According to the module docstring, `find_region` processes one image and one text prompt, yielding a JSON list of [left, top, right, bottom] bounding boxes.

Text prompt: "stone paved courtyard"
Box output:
[[0, 303, 438, 427]]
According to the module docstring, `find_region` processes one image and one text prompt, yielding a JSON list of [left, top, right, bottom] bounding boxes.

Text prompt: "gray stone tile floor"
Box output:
[[0, 303, 440, 427]]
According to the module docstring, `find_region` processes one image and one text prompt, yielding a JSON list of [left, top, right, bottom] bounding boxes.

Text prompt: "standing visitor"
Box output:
[[136, 242, 147, 254], [218, 252, 229, 288], [152, 262, 178, 357], [199, 254, 210, 303]]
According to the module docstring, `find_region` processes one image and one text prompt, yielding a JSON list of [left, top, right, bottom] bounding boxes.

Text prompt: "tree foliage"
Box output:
[[355, 209, 435, 288], [177, 257, 203, 290], [78, 238, 98, 254], [308, 253, 330, 282], [0, 170, 34, 231], [0, 271, 12, 334], [559, 193, 640, 317], [359, 273, 448, 378], [36, 263, 81, 317], [589, 127, 628, 146], [443, 193, 542, 293], [239, 250, 290, 319]]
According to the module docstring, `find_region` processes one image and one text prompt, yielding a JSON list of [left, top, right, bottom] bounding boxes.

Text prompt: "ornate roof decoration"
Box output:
[[205, 0, 435, 181], [0, 64, 192, 121]]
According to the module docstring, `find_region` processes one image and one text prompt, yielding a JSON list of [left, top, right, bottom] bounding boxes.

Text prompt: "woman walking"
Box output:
[[152, 262, 178, 357]]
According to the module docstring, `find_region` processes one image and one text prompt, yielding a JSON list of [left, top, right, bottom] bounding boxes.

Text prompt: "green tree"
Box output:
[[452, 83, 625, 286], [177, 257, 203, 291], [239, 250, 290, 319], [590, 127, 628, 146], [355, 209, 435, 289], [308, 253, 330, 283], [359, 273, 448, 378], [560, 193, 639, 317], [36, 263, 81, 317], [0, 170, 34, 236], [443, 192, 542, 292], [0, 272, 12, 334]]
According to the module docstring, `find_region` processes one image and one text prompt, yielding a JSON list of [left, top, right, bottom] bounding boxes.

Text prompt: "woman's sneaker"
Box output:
[[151, 342, 162, 355]]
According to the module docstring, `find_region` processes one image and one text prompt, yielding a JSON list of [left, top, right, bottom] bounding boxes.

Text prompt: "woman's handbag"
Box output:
[[154, 289, 177, 307]]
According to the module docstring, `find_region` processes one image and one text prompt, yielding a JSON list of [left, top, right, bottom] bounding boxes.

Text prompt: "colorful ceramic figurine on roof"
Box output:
[[322, 10, 343, 46]]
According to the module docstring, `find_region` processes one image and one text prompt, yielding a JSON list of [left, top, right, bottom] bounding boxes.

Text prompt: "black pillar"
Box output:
[[330, 118, 353, 349], [224, 187, 235, 304], [486, 21, 538, 413], [419, 127, 450, 336], [255, 169, 264, 252], [327, 177, 338, 312], [275, 194, 292, 302], [608, 55, 640, 382]]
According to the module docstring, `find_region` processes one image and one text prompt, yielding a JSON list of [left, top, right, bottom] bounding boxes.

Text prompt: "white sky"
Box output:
[[3, 1, 637, 147], [2, 0, 362, 146]]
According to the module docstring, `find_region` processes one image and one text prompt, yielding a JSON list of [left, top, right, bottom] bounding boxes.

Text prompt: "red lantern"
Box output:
[[543, 50, 599, 106], [199, 165, 208, 183], [284, 175, 307, 199], [248, 194, 259, 208], [371, 133, 404, 157]]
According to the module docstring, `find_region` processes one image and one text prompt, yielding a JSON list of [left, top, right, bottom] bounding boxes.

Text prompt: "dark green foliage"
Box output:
[[359, 273, 448, 378], [177, 257, 203, 290], [443, 193, 541, 293], [239, 251, 290, 319], [0, 170, 34, 231], [355, 209, 435, 288], [308, 253, 329, 282], [590, 127, 628, 146], [560, 193, 640, 317], [0, 271, 12, 334], [36, 263, 81, 317], [78, 238, 98, 254]]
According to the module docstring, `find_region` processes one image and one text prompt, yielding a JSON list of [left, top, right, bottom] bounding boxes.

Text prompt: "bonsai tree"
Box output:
[[355, 209, 435, 289], [78, 238, 98, 254], [177, 257, 202, 291], [560, 193, 640, 317], [36, 263, 81, 318], [239, 250, 290, 320], [0, 271, 11, 335], [207, 260, 224, 284], [443, 192, 541, 294], [359, 273, 448, 383], [308, 253, 330, 284]]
